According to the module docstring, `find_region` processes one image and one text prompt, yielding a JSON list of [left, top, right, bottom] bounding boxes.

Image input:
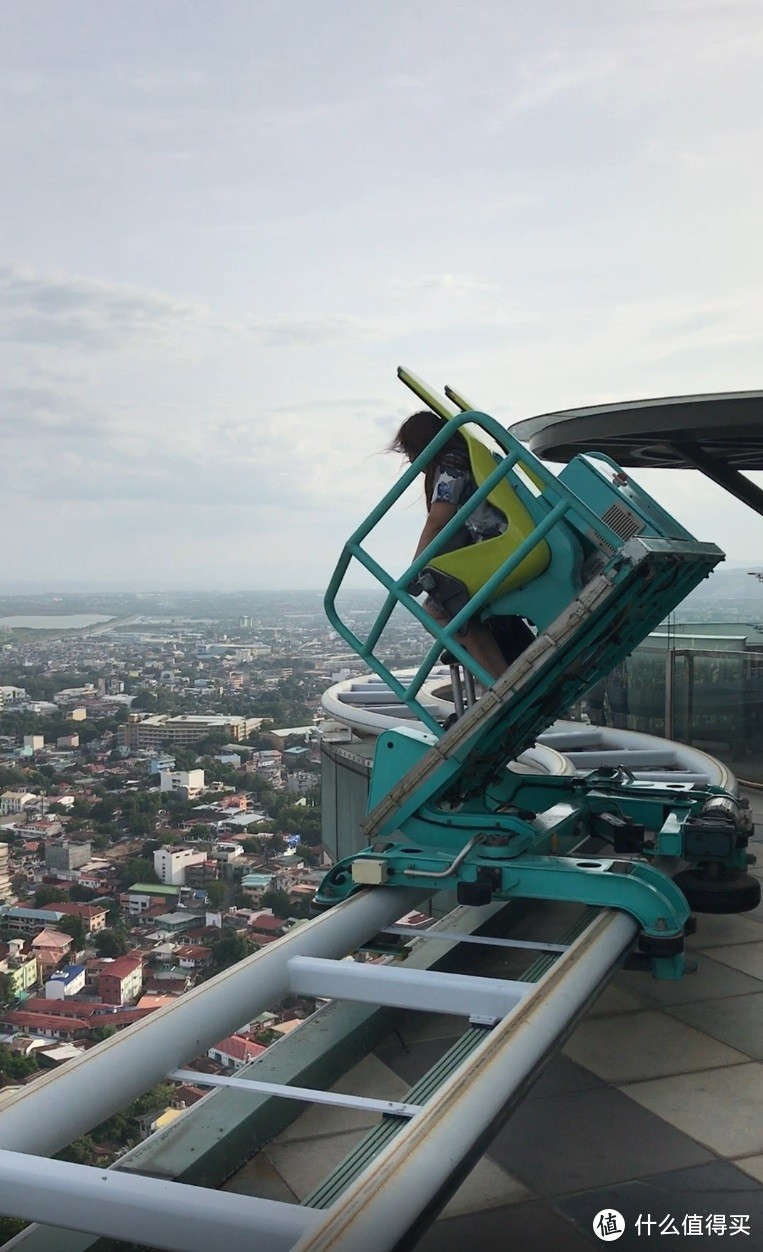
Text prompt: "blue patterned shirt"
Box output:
[[431, 453, 506, 542]]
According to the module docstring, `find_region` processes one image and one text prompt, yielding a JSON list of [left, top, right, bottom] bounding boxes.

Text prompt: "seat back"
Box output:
[[424, 427, 551, 603]]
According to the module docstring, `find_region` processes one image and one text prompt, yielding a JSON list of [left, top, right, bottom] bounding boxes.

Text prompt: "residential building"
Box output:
[[22, 736, 43, 753], [148, 754, 175, 775], [207, 1035, 267, 1070], [53, 686, 98, 705], [0, 842, 12, 904], [31, 928, 73, 971], [173, 945, 212, 971], [0, 791, 36, 816], [45, 964, 87, 999], [99, 955, 143, 1006], [158, 769, 205, 800], [152, 913, 197, 937], [45, 840, 92, 873], [0, 1010, 89, 1041], [240, 873, 275, 903], [0, 907, 67, 937], [123, 714, 261, 750], [0, 940, 38, 998], [153, 846, 208, 886], [0, 686, 26, 708], [38, 902, 108, 935], [211, 841, 244, 865], [123, 883, 181, 916]]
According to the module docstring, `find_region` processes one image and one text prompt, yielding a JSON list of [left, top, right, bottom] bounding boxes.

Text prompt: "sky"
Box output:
[[2, 0, 763, 590]]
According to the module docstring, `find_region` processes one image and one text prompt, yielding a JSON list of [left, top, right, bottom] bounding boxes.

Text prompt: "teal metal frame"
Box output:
[[324, 409, 627, 732], [318, 380, 754, 979]]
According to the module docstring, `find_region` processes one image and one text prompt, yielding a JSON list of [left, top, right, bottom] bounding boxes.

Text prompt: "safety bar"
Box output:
[[325, 410, 627, 731]]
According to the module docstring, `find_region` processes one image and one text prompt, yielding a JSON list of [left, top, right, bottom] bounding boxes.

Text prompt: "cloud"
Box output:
[[392, 273, 499, 295], [0, 265, 208, 351], [251, 312, 372, 348], [506, 48, 621, 115], [0, 385, 98, 438]]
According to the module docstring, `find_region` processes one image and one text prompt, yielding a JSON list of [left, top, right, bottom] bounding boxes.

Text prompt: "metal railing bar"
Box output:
[[168, 1070, 422, 1118], [0, 888, 422, 1158], [0, 1149, 320, 1252]]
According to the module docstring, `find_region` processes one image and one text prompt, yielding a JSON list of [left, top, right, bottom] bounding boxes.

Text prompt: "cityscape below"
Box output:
[[0, 576, 761, 1245]]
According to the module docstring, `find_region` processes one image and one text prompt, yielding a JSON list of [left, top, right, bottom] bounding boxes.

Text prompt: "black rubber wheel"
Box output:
[[673, 868, 761, 914]]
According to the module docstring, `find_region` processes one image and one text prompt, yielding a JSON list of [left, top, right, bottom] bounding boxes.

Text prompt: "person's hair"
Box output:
[[390, 410, 468, 507]]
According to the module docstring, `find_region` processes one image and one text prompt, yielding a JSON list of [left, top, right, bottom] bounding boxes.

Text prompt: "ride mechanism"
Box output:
[[316, 368, 761, 980]]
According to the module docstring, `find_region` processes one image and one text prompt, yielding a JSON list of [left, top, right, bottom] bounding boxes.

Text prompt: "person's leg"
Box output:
[[425, 602, 506, 682]]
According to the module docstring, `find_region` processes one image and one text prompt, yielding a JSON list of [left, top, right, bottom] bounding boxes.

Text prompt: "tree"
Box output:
[[59, 915, 86, 950], [0, 973, 14, 1006], [69, 883, 96, 902], [260, 888, 291, 919], [34, 886, 67, 908], [94, 928, 129, 958], [210, 931, 255, 972], [0, 1043, 38, 1084], [118, 858, 159, 890], [141, 839, 163, 859], [205, 880, 226, 910], [126, 811, 154, 838], [188, 824, 215, 840], [90, 1025, 117, 1044]]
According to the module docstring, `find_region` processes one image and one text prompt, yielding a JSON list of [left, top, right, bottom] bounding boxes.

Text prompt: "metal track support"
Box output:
[[292, 910, 638, 1252], [0, 1150, 320, 1252], [0, 888, 420, 1157]]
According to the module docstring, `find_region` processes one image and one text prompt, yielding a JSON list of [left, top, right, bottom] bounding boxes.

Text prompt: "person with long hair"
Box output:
[[391, 410, 508, 681]]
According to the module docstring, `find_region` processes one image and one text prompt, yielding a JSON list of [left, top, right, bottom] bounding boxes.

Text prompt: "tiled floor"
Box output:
[[228, 792, 763, 1248]]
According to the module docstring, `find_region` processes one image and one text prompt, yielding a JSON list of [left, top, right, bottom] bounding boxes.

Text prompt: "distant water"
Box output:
[[0, 614, 114, 629]]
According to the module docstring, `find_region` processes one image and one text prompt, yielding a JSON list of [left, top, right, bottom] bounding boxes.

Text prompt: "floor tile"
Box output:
[[416, 1200, 598, 1251], [486, 1086, 712, 1195], [563, 1009, 748, 1083], [439, 1157, 531, 1218], [614, 952, 763, 1005], [392, 1010, 467, 1044], [687, 913, 763, 949], [733, 1155, 763, 1185], [373, 1031, 461, 1091], [525, 1054, 605, 1100], [273, 1053, 410, 1141], [374, 1034, 463, 1088], [707, 942, 763, 980], [263, 1128, 366, 1198], [586, 982, 646, 1015], [621, 1061, 763, 1157], [557, 1161, 763, 1252], [221, 1152, 298, 1202], [668, 991, 763, 1059]]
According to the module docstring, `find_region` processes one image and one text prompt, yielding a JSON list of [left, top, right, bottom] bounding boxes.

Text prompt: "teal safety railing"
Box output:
[[324, 410, 628, 736]]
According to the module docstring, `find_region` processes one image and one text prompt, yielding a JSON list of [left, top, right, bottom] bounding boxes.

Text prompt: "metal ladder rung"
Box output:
[[287, 955, 529, 1021], [168, 1069, 422, 1119], [382, 925, 569, 953]]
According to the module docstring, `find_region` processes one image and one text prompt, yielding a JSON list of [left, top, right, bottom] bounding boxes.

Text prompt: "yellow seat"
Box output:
[[424, 427, 551, 612]]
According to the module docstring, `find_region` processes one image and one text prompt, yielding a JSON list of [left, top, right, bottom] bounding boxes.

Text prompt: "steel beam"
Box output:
[[291, 909, 638, 1252], [169, 1069, 422, 1118], [0, 1150, 318, 1252], [382, 924, 568, 953], [0, 887, 420, 1157], [287, 956, 529, 1020]]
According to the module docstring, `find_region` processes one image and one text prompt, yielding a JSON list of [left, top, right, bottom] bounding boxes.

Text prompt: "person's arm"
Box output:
[[413, 500, 458, 560]]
